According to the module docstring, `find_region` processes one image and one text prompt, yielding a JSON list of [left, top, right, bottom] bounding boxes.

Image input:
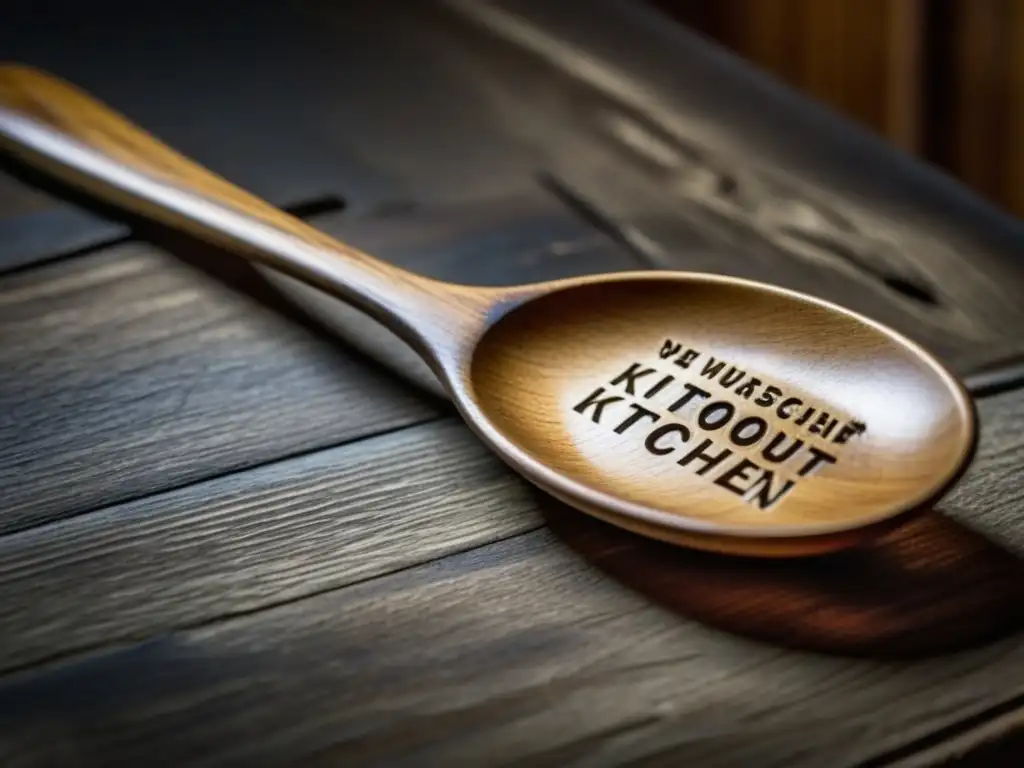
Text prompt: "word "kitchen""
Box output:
[[570, 340, 868, 510]]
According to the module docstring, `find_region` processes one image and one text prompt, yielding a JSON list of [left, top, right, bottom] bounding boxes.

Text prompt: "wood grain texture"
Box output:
[[940, 0, 1024, 219], [0, 168, 128, 272], [0, 237, 442, 535], [261, 191, 644, 399], [4, 1, 1024, 377], [0, 388, 1020, 767], [2, 63, 981, 557], [0, 187, 635, 536], [2, 0, 1022, 380], [654, 0, 925, 152], [0, 64, 495, 360], [0, 3, 1021, 762], [0, 0, 544, 271], [469, 276, 976, 555], [438, 0, 1024, 380], [0, 419, 539, 675]]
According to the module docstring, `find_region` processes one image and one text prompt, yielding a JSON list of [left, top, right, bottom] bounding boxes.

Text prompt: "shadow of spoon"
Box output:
[[537, 492, 1024, 658], [132, 215, 1024, 659]]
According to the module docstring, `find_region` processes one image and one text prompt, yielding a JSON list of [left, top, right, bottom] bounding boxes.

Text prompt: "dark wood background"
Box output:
[[1, 1, 1023, 765], [655, 0, 1024, 221]]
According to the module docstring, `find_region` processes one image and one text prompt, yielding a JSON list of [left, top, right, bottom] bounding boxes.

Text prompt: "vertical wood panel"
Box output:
[[1004, 1, 1024, 215], [652, 0, 1024, 218], [732, 0, 800, 81], [939, 0, 1024, 217], [885, 0, 924, 150], [946, 0, 1008, 203], [653, 0, 925, 153]]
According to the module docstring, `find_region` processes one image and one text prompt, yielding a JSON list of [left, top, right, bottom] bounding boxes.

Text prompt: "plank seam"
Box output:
[[0, 524, 545, 683], [0, 413, 450, 542], [0, 232, 132, 277], [856, 690, 1024, 767], [0, 195, 349, 278]]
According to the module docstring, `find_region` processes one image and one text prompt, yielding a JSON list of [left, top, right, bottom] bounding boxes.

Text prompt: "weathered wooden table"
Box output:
[[2, 1, 1023, 765]]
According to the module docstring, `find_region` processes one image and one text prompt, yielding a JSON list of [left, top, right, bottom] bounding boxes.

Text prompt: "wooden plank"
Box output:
[[260, 190, 645, 398], [0, 169, 58, 219], [655, 0, 925, 152], [942, 0, 1024, 219], [0, 388, 1021, 767], [0, 419, 541, 674], [0, 187, 638, 534], [0, 0, 544, 272], [439, 0, 1024, 380], [0, 169, 128, 273], [0, 231, 442, 535]]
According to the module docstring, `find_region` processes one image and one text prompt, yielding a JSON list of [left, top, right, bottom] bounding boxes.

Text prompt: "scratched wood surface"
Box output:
[[0, 193, 644, 536], [0, 391, 1021, 767], [1, 0, 1023, 385], [2, 1, 1024, 766], [1, 205, 1023, 766], [0, 224, 440, 535]]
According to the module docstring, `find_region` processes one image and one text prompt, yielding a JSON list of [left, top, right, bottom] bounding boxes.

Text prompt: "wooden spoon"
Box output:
[[0, 65, 978, 557]]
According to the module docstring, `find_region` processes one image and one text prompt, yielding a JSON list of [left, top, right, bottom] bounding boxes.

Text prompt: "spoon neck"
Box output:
[[131, 180, 497, 367], [262, 233, 498, 368]]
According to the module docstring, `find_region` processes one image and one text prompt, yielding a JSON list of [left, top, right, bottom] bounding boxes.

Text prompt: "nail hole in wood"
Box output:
[[286, 195, 346, 219], [882, 275, 939, 306]]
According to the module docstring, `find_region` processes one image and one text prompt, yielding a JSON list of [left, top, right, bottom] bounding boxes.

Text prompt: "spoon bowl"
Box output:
[[0, 64, 977, 557], [459, 273, 976, 555]]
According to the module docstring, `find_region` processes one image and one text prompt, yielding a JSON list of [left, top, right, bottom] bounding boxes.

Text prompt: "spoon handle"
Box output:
[[0, 64, 492, 362]]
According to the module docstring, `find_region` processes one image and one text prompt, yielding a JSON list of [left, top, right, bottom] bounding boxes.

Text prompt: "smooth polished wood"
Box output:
[[471, 277, 977, 554], [0, 64, 978, 556]]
